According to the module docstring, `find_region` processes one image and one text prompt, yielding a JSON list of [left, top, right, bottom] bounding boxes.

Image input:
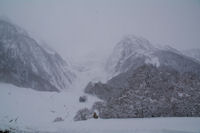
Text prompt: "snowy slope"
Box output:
[[0, 51, 108, 132], [0, 83, 200, 133], [0, 83, 99, 131]]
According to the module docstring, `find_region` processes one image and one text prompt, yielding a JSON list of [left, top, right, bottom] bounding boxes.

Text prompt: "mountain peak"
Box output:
[[0, 18, 28, 36], [105, 35, 156, 77], [117, 35, 155, 52]]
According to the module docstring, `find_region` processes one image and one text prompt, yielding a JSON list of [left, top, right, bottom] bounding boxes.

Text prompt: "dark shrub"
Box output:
[[79, 96, 87, 103]]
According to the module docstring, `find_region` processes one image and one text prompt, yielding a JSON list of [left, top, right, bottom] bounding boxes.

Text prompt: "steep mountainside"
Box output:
[[78, 35, 200, 120], [0, 19, 76, 91], [105, 35, 200, 78], [105, 35, 156, 77], [85, 65, 200, 118]]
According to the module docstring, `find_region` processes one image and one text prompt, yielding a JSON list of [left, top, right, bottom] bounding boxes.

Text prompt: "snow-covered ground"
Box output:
[[0, 82, 98, 132], [0, 54, 109, 132], [0, 83, 200, 133], [0, 57, 199, 133]]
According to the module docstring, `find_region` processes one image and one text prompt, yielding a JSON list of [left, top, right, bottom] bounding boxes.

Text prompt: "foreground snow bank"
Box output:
[[0, 83, 98, 131], [1, 117, 200, 133], [0, 83, 200, 133]]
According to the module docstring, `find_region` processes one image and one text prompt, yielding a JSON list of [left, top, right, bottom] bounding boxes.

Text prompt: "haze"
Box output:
[[0, 0, 200, 62]]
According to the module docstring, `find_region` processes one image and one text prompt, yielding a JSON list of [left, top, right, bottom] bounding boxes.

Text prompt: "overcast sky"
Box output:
[[0, 0, 200, 62]]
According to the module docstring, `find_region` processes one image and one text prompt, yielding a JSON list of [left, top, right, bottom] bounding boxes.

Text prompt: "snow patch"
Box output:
[[178, 92, 183, 97], [145, 56, 160, 67]]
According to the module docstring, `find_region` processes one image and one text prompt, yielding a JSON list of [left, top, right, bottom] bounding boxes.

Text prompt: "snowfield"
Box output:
[[0, 83, 200, 133], [0, 83, 99, 132]]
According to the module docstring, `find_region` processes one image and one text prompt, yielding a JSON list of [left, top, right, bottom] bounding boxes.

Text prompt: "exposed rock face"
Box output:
[[0, 19, 76, 91], [82, 35, 200, 119]]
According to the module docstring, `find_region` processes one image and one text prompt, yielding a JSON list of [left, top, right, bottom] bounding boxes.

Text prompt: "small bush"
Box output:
[[79, 96, 87, 103], [53, 117, 64, 122]]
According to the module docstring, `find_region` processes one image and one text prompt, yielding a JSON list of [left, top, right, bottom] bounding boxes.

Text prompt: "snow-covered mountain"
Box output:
[[105, 35, 200, 78], [0, 19, 76, 91], [105, 35, 156, 77], [82, 35, 200, 119]]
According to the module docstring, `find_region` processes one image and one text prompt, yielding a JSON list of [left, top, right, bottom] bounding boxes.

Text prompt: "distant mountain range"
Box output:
[[0, 19, 76, 91]]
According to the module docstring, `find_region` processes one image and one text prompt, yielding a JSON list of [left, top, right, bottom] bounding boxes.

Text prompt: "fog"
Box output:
[[0, 0, 200, 62]]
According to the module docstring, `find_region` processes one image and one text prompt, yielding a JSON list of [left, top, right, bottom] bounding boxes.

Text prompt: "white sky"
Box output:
[[0, 0, 200, 62]]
